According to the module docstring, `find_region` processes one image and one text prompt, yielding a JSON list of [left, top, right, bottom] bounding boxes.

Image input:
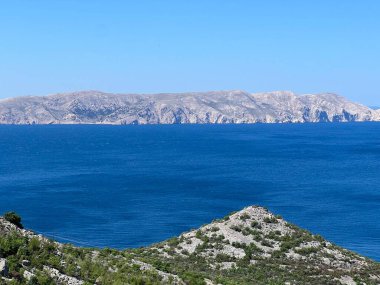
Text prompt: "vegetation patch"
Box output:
[[4, 212, 23, 229]]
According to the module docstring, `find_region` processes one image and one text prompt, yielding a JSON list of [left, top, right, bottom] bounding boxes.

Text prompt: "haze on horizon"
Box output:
[[0, 1, 379, 105]]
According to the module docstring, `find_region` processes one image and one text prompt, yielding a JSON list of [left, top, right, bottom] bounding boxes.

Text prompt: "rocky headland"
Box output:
[[1, 206, 379, 284], [0, 90, 379, 125]]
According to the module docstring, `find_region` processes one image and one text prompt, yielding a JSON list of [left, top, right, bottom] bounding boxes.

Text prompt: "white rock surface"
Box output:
[[44, 266, 84, 285], [0, 90, 378, 124], [23, 270, 35, 281], [0, 258, 8, 277], [339, 275, 357, 285]]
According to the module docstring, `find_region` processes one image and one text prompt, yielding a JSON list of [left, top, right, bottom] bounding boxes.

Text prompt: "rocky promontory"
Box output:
[[1, 206, 379, 284]]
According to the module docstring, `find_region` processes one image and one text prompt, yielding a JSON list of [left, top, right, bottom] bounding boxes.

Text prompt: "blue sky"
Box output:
[[0, 1, 379, 105]]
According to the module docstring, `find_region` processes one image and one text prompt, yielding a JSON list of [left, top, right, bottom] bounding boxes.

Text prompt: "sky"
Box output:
[[0, 1, 379, 105]]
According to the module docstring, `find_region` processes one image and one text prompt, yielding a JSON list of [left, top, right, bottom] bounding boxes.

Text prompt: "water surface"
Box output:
[[0, 123, 379, 260]]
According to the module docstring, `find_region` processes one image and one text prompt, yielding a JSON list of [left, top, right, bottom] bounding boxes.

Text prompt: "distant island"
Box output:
[[0, 90, 379, 125], [1, 206, 379, 284]]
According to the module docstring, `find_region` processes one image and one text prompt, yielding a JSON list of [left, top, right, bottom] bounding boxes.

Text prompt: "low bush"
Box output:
[[4, 212, 23, 228], [263, 217, 278, 224]]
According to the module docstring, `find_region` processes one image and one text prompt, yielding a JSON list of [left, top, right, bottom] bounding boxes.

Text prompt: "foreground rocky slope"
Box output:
[[1, 206, 379, 284], [0, 90, 379, 124]]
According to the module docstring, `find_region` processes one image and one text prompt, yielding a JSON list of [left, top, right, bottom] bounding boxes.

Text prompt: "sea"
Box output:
[[0, 123, 379, 261]]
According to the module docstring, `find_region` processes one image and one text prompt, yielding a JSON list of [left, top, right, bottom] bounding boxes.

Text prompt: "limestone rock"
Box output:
[[0, 258, 8, 277], [0, 90, 378, 124]]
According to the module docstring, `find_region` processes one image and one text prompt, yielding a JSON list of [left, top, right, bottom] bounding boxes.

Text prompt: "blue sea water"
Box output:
[[0, 123, 379, 261]]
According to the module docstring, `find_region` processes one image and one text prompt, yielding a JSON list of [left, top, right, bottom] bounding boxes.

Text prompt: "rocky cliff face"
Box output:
[[1, 206, 379, 284], [0, 90, 379, 124]]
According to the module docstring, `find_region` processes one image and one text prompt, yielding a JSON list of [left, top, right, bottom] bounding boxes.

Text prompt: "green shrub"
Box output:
[[240, 213, 251, 221], [35, 271, 55, 285], [211, 227, 220, 232], [271, 250, 285, 258], [251, 221, 262, 229], [230, 225, 243, 232], [263, 217, 278, 224], [28, 237, 41, 252], [167, 237, 180, 247], [261, 240, 273, 248], [0, 232, 25, 257], [215, 253, 235, 262], [4, 212, 23, 228], [266, 231, 282, 241], [180, 271, 206, 285]]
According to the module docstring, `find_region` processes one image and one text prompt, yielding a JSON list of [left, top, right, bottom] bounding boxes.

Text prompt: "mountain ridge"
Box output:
[[0, 90, 379, 125]]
